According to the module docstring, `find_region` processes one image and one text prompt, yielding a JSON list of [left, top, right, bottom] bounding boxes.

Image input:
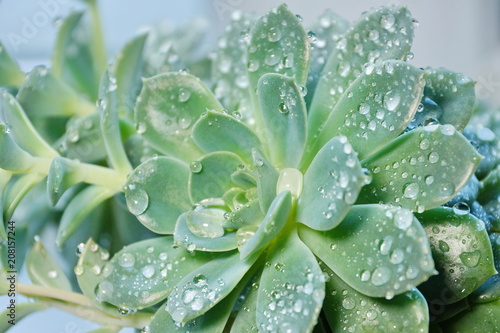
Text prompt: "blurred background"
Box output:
[[0, 0, 499, 331]]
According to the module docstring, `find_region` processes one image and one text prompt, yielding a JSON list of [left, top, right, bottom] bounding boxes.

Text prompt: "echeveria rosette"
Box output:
[[87, 5, 492, 332]]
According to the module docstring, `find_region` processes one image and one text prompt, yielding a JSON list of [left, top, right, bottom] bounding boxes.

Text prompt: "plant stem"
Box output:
[[87, 0, 107, 76], [17, 282, 93, 306]]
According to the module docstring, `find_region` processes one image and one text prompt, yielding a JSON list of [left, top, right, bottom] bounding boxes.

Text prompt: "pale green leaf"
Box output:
[[300, 204, 435, 298], [252, 149, 278, 214], [0, 42, 25, 88], [230, 282, 259, 333], [62, 112, 107, 163], [0, 302, 48, 332], [441, 300, 500, 333], [3, 172, 45, 222], [224, 198, 264, 229], [0, 122, 36, 172]]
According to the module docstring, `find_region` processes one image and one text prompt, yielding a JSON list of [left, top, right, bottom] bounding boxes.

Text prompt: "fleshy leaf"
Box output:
[[240, 191, 291, 259], [297, 136, 365, 231], [308, 6, 414, 138], [252, 149, 278, 214], [189, 151, 246, 204], [87, 327, 121, 333], [56, 185, 116, 247], [300, 204, 435, 298], [75, 238, 121, 317], [98, 71, 132, 175], [359, 124, 482, 212], [224, 199, 264, 229], [230, 281, 259, 333], [309, 60, 424, 162], [321, 263, 429, 332], [26, 239, 72, 291], [257, 230, 324, 333], [52, 11, 100, 100], [211, 12, 256, 124], [257, 73, 307, 168], [0, 42, 25, 88], [0, 122, 36, 171], [112, 33, 148, 120], [478, 164, 500, 205], [0, 91, 58, 158], [304, 10, 349, 107], [0, 302, 48, 333], [174, 213, 238, 252], [440, 300, 500, 332], [470, 232, 500, 303], [248, 4, 310, 91], [135, 72, 223, 162], [421, 68, 475, 131], [124, 156, 190, 234], [97, 236, 216, 309], [192, 110, 262, 164], [47, 157, 85, 205], [416, 207, 496, 305], [17, 65, 95, 118], [3, 173, 45, 222], [62, 112, 107, 163], [166, 251, 259, 324]]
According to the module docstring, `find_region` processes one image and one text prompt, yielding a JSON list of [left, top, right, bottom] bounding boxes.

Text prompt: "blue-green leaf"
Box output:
[[440, 300, 500, 332], [308, 60, 425, 162], [230, 281, 259, 333], [192, 110, 262, 164], [224, 198, 264, 230], [98, 71, 132, 175], [166, 251, 259, 324], [322, 263, 429, 332], [297, 136, 365, 231], [62, 112, 107, 163], [3, 173, 45, 222], [257, 73, 307, 168], [308, 6, 415, 138], [416, 207, 496, 304], [300, 204, 435, 298], [189, 151, 246, 204], [0, 91, 58, 158], [0, 302, 48, 333], [47, 157, 85, 205], [0, 42, 25, 88], [0, 122, 36, 172], [124, 156, 191, 234], [97, 236, 216, 310], [257, 230, 324, 333], [240, 191, 291, 259], [135, 72, 223, 162], [359, 125, 482, 212], [252, 149, 278, 214]]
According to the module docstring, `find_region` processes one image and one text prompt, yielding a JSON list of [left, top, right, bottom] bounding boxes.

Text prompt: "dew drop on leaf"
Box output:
[[267, 27, 282, 42], [453, 202, 470, 215], [370, 266, 391, 286], [393, 209, 413, 230], [403, 182, 419, 199], [383, 91, 401, 111], [190, 161, 203, 173], [459, 250, 481, 267], [118, 253, 136, 268], [126, 187, 149, 216]]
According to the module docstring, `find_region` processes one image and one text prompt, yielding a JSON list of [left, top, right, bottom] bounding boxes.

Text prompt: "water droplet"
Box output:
[[380, 14, 395, 30], [268, 27, 282, 42], [91, 265, 101, 275], [393, 209, 413, 230], [278, 102, 289, 114], [439, 182, 455, 197], [141, 265, 155, 278], [460, 250, 481, 267], [368, 30, 379, 41], [281, 53, 294, 68], [403, 183, 419, 199], [307, 31, 317, 44], [118, 253, 136, 268], [76, 243, 86, 256], [247, 60, 259, 72], [440, 124, 455, 136], [371, 266, 391, 286], [342, 297, 355, 309], [419, 139, 430, 150], [299, 85, 308, 97], [193, 274, 207, 287], [360, 270, 371, 282], [264, 49, 282, 66], [383, 91, 401, 111], [178, 117, 192, 130], [438, 240, 450, 253], [178, 88, 191, 103], [338, 62, 351, 77], [48, 270, 58, 279], [118, 307, 132, 316], [390, 249, 404, 264], [126, 187, 149, 216], [425, 175, 434, 185], [379, 236, 393, 255], [428, 152, 440, 164], [74, 265, 84, 276], [136, 122, 147, 134], [406, 265, 419, 279], [190, 161, 203, 173], [358, 103, 370, 115], [453, 202, 470, 215]]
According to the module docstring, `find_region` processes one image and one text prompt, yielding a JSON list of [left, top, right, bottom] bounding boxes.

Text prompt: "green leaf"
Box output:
[[322, 263, 429, 331], [0, 302, 48, 332], [189, 151, 246, 204], [416, 207, 496, 304], [166, 251, 259, 324], [224, 198, 264, 230], [192, 110, 262, 164], [112, 33, 148, 120], [26, 239, 72, 291], [257, 73, 307, 168], [47, 157, 86, 205], [211, 12, 256, 123], [98, 236, 215, 310], [124, 134, 162, 169], [98, 71, 132, 175], [17, 65, 95, 118], [124, 156, 190, 234], [143, 45, 185, 77], [300, 204, 436, 298], [478, 164, 500, 205], [62, 112, 107, 163], [248, 4, 310, 91], [308, 6, 414, 138], [87, 326, 121, 333], [470, 232, 500, 303], [75, 238, 121, 317], [252, 149, 278, 214], [0, 122, 36, 172], [297, 136, 365, 231], [174, 213, 238, 252], [3, 173, 45, 222], [240, 191, 291, 259], [0, 91, 58, 158], [56, 185, 116, 247], [135, 72, 223, 162], [359, 125, 482, 212], [431, 297, 469, 324], [422, 68, 475, 131], [52, 11, 100, 100], [0, 42, 25, 88], [308, 60, 425, 162], [230, 282, 259, 333], [304, 10, 349, 107], [440, 300, 500, 333], [257, 230, 324, 333]]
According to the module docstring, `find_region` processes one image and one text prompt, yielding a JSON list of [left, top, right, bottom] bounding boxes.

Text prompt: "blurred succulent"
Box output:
[[0, 2, 499, 333]]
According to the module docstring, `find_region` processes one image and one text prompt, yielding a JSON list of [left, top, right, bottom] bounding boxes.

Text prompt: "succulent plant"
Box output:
[[0, 2, 499, 332]]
